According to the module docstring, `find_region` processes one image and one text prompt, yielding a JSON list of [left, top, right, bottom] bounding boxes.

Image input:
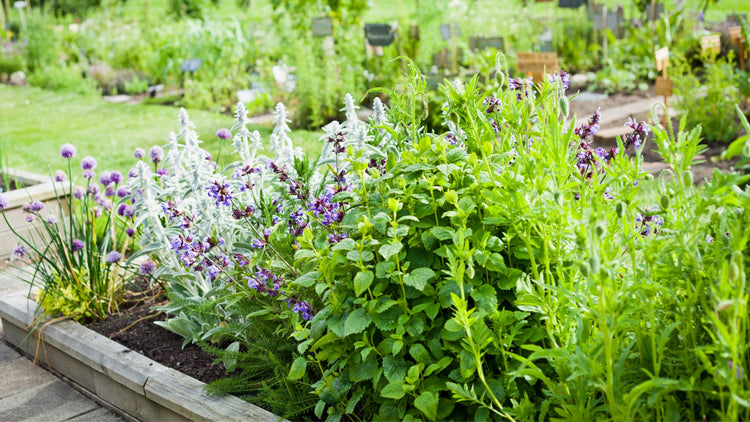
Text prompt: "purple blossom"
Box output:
[[81, 156, 97, 170], [156, 168, 169, 177], [117, 203, 128, 216], [139, 260, 156, 275], [104, 185, 116, 197], [328, 231, 349, 245], [88, 184, 100, 196], [288, 207, 308, 237], [45, 214, 58, 224], [483, 96, 502, 113], [636, 208, 664, 237], [246, 267, 284, 297], [250, 238, 266, 249], [308, 185, 346, 226], [133, 148, 145, 159], [548, 70, 570, 91], [106, 251, 122, 264], [149, 146, 164, 164], [60, 143, 77, 159], [83, 169, 96, 180], [73, 186, 85, 200], [12, 245, 26, 258], [72, 239, 84, 252], [508, 77, 534, 101], [623, 118, 650, 151], [54, 170, 67, 182], [99, 171, 112, 186], [216, 128, 232, 140], [110, 171, 123, 185], [206, 180, 233, 207], [291, 300, 314, 321], [575, 108, 601, 141], [0, 194, 8, 211], [126, 228, 135, 237], [116, 187, 130, 198], [128, 168, 138, 179], [29, 201, 44, 212], [93, 207, 102, 218]]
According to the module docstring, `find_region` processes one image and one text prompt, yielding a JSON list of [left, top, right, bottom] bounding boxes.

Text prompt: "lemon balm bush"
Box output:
[[0, 145, 139, 321], [125, 60, 750, 419]]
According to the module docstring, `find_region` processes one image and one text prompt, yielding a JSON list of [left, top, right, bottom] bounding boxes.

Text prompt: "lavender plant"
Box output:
[[0, 144, 138, 321]]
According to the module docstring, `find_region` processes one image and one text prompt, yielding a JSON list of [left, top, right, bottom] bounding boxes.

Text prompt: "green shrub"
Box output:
[[28, 64, 99, 96]]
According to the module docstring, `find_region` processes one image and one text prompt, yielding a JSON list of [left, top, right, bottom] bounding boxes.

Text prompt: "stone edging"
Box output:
[[0, 294, 283, 422]]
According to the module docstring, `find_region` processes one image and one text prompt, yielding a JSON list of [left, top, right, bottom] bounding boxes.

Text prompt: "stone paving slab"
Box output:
[[0, 357, 57, 399], [0, 338, 20, 362], [0, 379, 99, 422], [66, 407, 124, 422]]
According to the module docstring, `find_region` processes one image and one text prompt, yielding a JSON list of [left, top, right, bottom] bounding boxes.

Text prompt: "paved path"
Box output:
[[0, 267, 125, 421]]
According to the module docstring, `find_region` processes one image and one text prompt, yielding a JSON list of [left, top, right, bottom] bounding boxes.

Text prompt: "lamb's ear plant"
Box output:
[[0, 144, 139, 321]]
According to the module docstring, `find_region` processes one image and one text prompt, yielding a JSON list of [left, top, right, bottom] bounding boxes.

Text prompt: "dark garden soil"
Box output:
[[85, 284, 228, 385]]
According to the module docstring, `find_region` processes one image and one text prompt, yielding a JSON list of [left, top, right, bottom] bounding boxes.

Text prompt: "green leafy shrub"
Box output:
[[673, 54, 741, 143], [28, 64, 98, 96]]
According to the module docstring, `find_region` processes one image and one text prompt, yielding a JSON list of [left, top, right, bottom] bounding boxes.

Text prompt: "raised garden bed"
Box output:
[[0, 293, 283, 422], [0, 168, 69, 259]]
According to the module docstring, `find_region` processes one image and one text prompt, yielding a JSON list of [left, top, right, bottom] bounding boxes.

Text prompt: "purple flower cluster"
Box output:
[[575, 109, 601, 141], [290, 300, 314, 321], [246, 267, 284, 297], [13, 245, 26, 258], [232, 205, 255, 220], [169, 231, 229, 280], [483, 96, 502, 113], [635, 208, 664, 237], [72, 239, 84, 252], [60, 143, 77, 159], [134, 148, 146, 159], [327, 131, 346, 155], [548, 70, 570, 91], [216, 128, 232, 140], [288, 207, 308, 237], [150, 146, 164, 164], [54, 170, 67, 182], [139, 260, 156, 275], [106, 251, 122, 264], [508, 77, 534, 101], [623, 118, 650, 150], [308, 185, 345, 227], [207, 180, 233, 207]]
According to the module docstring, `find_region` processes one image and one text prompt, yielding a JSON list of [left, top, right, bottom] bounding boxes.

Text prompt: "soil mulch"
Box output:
[[85, 284, 227, 385]]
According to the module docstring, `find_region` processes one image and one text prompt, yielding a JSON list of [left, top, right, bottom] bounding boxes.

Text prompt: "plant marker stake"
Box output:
[[655, 47, 670, 128]]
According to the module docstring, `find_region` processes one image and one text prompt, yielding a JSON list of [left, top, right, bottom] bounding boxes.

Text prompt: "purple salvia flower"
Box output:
[[549, 70, 570, 91], [133, 148, 145, 159], [54, 170, 67, 182], [60, 143, 76, 159], [575, 108, 601, 141], [292, 300, 314, 321], [623, 118, 650, 151], [206, 180, 233, 207], [106, 251, 122, 264], [149, 146, 164, 164], [216, 128, 232, 140], [81, 156, 97, 170]]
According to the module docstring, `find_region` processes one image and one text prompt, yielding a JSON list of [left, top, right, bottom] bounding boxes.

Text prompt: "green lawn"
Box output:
[[0, 85, 321, 177]]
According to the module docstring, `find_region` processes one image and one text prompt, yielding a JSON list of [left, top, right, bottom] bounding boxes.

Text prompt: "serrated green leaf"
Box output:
[[409, 344, 430, 363], [471, 284, 498, 314], [430, 226, 455, 240], [425, 356, 453, 376], [354, 271, 374, 296], [345, 308, 372, 336], [288, 356, 307, 380], [381, 380, 407, 399], [294, 249, 316, 260], [414, 391, 439, 420], [404, 267, 436, 291], [379, 241, 403, 260], [294, 271, 320, 287]]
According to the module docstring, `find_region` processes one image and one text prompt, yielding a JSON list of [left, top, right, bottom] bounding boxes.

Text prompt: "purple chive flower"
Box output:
[[54, 170, 67, 182], [110, 171, 123, 185], [128, 168, 138, 179], [104, 185, 116, 197], [139, 260, 156, 275], [25, 215, 33, 222], [88, 184, 100, 195], [81, 156, 97, 170], [116, 187, 130, 198], [93, 207, 102, 218], [72, 239, 84, 252], [12, 245, 26, 258], [126, 228, 135, 237], [216, 128, 232, 140], [29, 201, 44, 212], [149, 146, 164, 164], [156, 168, 169, 177], [117, 203, 128, 216], [0, 194, 8, 211], [133, 148, 146, 159], [99, 171, 112, 186], [83, 169, 96, 180], [60, 143, 77, 159], [45, 214, 58, 224], [73, 186, 86, 200], [106, 251, 122, 264]]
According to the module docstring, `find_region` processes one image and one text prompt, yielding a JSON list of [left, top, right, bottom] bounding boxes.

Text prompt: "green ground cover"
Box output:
[[0, 85, 320, 175]]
